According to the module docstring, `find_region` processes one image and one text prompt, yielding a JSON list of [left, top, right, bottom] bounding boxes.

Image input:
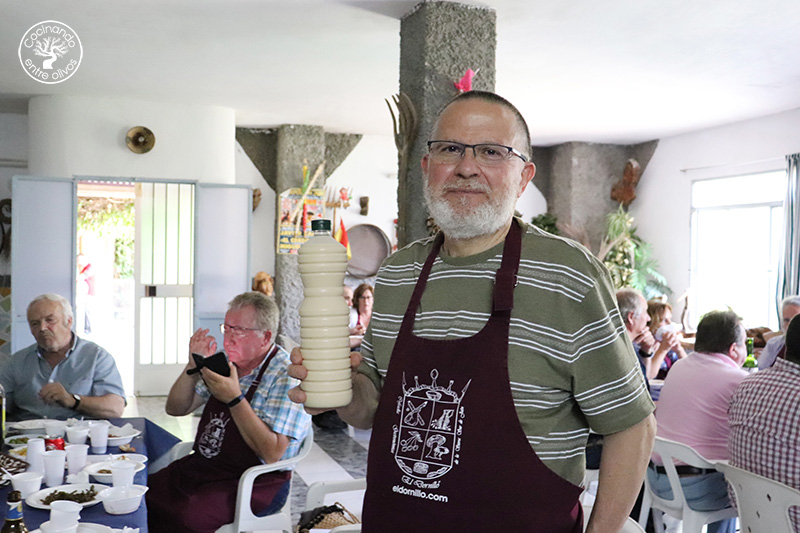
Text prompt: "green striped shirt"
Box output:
[[358, 219, 654, 484]]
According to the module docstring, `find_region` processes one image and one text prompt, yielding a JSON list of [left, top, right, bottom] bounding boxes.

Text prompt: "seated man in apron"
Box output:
[[149, 291, 311, 533], [290, 91, 656, 532]]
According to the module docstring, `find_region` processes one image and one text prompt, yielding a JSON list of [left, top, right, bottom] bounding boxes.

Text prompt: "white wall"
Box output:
[[28, 96, 235, 182], [235, 142, 276, 278], [633, 107, 800, 311], [325, 134, 400, 246]]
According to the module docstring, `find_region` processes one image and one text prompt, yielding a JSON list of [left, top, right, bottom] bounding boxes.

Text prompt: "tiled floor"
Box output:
[[125, 396, 369, 528]]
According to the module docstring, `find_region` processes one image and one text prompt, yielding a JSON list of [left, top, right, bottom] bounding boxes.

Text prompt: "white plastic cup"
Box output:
[[11, 471, 43, 498], [89, 421, 109, 454], [43, 420, 67, 438], [49, 500, 82, 528], [65, 444, 89, 475], [110, 460, 136, 488], [27, 437, 46, 475], [66, 426, 90, 445], [42, 449, 67, 487]]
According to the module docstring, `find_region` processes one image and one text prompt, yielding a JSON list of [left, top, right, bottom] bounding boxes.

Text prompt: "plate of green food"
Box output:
[[26, 483, 103, 510]]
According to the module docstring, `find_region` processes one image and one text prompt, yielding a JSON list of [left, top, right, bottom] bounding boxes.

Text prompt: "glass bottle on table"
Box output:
[[743, 337, 758, 373], [2, 490, 28, 533]]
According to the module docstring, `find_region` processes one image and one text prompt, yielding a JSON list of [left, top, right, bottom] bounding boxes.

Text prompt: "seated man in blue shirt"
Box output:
[[0, 293, 126, 420]]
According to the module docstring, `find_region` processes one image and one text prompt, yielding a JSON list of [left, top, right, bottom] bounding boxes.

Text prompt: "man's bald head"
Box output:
[[430, 91, 531, 160]]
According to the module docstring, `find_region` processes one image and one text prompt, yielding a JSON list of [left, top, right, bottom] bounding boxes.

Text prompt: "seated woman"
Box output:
[[646, 300, 688, 380], [348, 283, 374, 349]]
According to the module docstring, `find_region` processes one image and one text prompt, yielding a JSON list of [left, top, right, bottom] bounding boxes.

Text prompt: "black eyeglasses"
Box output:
[[427, 140, 528, 165], [220, 323, 265, 338]]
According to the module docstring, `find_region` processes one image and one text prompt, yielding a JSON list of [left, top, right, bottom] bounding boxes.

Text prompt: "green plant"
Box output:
[[77, 198, 135, 279], [530, 213, 560, 235], [600, 205, 670, 299]]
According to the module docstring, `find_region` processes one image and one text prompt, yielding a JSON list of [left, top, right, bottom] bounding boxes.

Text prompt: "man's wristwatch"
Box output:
[[72, 394, 81, 410], [227, 394, 245, 408]]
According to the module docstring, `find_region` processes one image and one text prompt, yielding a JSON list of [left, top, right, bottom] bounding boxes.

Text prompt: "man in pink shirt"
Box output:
[[647, 310, 748, 533]]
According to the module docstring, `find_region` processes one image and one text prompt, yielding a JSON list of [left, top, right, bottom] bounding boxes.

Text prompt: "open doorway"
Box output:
[[76, 181, 136, 394]]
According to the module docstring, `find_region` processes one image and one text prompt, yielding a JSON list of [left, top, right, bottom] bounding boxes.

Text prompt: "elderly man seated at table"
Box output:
[[758, 295, 800, 369], [728, 313, 800, 531], [147, 291, 311, 533], [0, 293, 125, 420], [648, 310, 748, 533]]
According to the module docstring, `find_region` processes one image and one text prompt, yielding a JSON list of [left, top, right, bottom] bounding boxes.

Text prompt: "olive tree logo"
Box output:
[[18, 20, 83, 84]]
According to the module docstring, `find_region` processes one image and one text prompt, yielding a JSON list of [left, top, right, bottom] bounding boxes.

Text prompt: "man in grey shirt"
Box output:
[[0, 293, 125, 420]]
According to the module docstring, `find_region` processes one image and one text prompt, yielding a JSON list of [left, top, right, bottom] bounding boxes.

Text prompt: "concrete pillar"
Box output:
[[397, 2, 496, 246], [235, 127, 362, 343], [531, 141, 658, 253], [274, 125, 326, 343]]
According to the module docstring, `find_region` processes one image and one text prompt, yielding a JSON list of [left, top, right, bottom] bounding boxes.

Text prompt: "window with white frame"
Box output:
[[690, 171, 786, 330]]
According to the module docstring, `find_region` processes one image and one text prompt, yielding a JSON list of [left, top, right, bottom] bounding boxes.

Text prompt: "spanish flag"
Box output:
[[335, 218, 352, 260]]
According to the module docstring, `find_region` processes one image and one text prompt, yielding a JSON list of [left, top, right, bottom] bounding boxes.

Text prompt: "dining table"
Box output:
[[1, 417, 182, 532]]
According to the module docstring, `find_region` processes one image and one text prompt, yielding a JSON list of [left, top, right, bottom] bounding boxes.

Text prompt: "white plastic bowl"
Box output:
[[97, 485, 148, 515]]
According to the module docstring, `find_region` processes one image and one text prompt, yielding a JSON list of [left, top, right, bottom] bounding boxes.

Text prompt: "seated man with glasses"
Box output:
[[147, 291, 311, 533]]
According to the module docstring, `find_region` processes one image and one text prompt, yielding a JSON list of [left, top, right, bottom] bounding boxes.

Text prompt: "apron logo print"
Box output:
[[198, 411, 230, 458], [393, 369, 470, 480]]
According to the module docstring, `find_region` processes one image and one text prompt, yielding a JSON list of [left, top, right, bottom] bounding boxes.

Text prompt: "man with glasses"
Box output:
[[291, 91, 654, 531], [758, 295, 800, 369], [647, 310, 747, 533], [148, 291, 310, 533]]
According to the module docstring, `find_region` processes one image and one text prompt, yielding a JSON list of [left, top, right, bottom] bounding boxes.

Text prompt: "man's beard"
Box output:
[[424, 180, 519, 239]]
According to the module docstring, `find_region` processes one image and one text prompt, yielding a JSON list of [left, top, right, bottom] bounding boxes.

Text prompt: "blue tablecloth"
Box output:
[[2, 417, 182, 532]]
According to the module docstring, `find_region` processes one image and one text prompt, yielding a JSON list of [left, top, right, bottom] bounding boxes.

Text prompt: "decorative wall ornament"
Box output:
[[386, 92, 418, 246], [453, 68, 478, 93], [125, 126, 155, 154], [610, 159, 642, 207], [277, 161, 326, 254]]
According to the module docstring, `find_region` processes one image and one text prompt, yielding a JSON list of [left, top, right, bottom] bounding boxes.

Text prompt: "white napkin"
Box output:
[[109, 423, 136, 436], [65, 471, 90, 484]]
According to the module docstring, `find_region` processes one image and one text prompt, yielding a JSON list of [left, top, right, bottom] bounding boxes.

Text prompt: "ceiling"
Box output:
[[2, 0, 800, 146]]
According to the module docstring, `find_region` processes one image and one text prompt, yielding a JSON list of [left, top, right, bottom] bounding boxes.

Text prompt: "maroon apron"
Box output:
[[147, 346, 290, 533], [362, 221, 584, 532]]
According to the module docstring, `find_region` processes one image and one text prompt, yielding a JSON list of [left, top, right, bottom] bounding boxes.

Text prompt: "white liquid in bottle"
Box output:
[[298, 219, 353, 408]]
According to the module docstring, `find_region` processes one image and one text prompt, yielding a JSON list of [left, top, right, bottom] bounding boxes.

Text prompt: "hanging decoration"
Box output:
[[277, 160, 326, 254], [453, 68, 478, 93], [334, 218, 352, 260]]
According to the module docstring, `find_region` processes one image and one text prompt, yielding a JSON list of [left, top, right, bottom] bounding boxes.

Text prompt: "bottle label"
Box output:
[[6, 501, 23, 521]]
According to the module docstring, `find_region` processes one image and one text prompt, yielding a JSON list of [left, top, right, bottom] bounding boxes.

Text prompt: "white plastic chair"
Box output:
[[162, 430, 315, 533], [582, 505, 646, 532], [581, 467, 600, 506], [304, 478, 366, 533], [717, 463, 800, 533], [639, 437, 738, 533]]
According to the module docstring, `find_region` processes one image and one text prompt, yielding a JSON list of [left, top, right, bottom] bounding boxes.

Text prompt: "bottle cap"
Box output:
[[311, 219, 332, 232]]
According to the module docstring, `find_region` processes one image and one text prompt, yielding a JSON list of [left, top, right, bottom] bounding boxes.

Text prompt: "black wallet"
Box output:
[[187, 351, 231, 377]]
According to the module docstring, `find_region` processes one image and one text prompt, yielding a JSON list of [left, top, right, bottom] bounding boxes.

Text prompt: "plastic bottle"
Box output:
[[298, 219, 353, 408], [2, 491, 28, 533]]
